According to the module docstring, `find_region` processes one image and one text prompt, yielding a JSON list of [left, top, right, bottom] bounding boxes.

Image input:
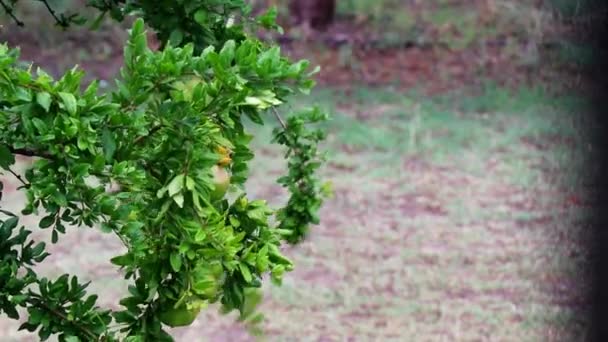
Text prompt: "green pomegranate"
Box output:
[[173, 76, 204, 101], [191, 262, 225, 299], [159, 303, 201, 327], [210, 165, 230, 201]]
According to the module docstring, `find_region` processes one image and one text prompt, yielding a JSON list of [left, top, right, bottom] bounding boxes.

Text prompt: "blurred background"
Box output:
[[0, 0, 599, 340]]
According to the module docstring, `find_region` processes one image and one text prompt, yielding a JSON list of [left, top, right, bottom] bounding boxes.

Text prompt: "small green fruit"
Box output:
[[173, 76, 204, 101], [210, 165, 230, 201], [159, 304, 201, 327]]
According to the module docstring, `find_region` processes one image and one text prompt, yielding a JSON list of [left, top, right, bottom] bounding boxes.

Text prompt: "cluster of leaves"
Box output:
[[273, 107, 330, 244], [0, 213, 113, 341], [2, 0, 281, 49], [0, 1, 329, 340], [87, 0, 281, 52]]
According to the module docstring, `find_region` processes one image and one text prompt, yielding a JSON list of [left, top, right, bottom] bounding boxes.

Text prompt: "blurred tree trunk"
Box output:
[[288, 0, 336, 31]]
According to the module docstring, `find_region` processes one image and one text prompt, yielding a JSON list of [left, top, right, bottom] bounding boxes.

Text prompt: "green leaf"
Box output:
[[307, 65, 321, 77], [173, 193, 184, 208], [10, 294, 28, 305], [131, 18, 145, 36], [2, 217, 18, 234], [39, 215, 55, 229], [58, 92, 77, 115], [167, 174, 185, 197], [195, 228, 206, 242], [31, 118, 47, 133], [15, 87, 32, 102], [247, 207, 268, 223], [170, 252, 182, 272], [3, 303, 18, 319], [244, 96, 264, 107], [257, 6, 278, 30], [101, 128, 117, 162], [269, 250, 293, 269], [100, 222, 113, 233], [31, 242, 46, 257], [220, 40, 236, 66], [89, 11, 107, 31], [36, 92, 52, 112], [240, 288, 263, 321], [77, 135, 88, 150], [274, 229, 293, 236], [228, 216, 240, 227], [0, 209, 14, 217], [239, 263, 252, 283], [110, 253, 133, 267], [194, 10, 207, 25], [256, 245, 269, 272], [0, 145, 15, 170], [185, 176, 195, 191], [169, 29, 184, 47]]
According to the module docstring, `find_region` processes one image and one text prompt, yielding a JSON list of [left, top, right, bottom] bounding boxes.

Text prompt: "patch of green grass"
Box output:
[[243, 83, 590, 218], [337, 0, 395, 18], [334, 0, 533, 50], [422, 7, 481, 50], [260, 83, 590, 190], [335, 84, 573, 138]]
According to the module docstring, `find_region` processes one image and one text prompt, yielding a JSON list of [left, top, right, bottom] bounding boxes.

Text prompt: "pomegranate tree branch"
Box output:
[[0, 0, 24, 26]]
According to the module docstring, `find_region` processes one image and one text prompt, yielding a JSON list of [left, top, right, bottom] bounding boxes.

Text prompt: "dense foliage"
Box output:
[[0, 1, 329, 340]]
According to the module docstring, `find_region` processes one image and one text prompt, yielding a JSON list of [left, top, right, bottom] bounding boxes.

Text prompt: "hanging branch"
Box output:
[[0, 0, 82, 28], [38, 0, 69, 27], [270, 106, 329, 244], [271, 106, 287, 129], [7, 166, 27, 187], [9, 147, 54, 160], [28, 297, 100, 341], [0, 0, 24, 26]]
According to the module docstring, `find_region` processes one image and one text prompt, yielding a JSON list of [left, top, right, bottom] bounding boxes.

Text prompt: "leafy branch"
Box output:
[[0, 1, 329, 340], [24, 296, 101, 341], [37, 0, 69, 28], [272, 107, 330, 244], [0, 215, 113, 340]]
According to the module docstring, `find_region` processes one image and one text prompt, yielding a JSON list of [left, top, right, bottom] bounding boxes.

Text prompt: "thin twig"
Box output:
[[200, 84, 224, 112], [0, 0, 24, 26], [134, 125, 163, 144], [7, 167, 27, 186], [10, 147, 54, 160], [271, 107, 287, 129], [28, 297, 100, 340], [38, 0, 67, 27]]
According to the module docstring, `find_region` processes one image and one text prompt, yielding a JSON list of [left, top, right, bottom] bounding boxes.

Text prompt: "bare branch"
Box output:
[[9, 147, 54, 160], [0, 0, 24, 27], [7, 167, 27, 187], [271, 107, 287, 129], [37, 0, 68, 27]]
